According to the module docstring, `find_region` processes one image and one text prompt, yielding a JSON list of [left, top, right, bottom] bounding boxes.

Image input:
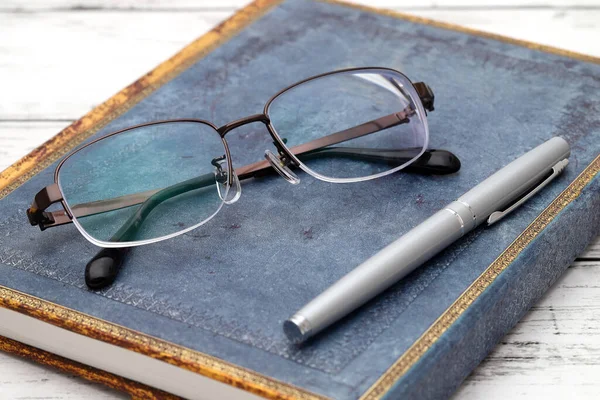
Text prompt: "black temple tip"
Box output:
[[85, 247, 129, 290], [406, 149, 461, 175]]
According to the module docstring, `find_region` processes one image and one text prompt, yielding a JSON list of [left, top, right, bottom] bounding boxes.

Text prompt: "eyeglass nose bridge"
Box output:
[[217, 113, 301, 186]]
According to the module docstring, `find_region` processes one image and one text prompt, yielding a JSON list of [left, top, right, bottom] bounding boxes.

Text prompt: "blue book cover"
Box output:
[[0, 0, 599, 398]]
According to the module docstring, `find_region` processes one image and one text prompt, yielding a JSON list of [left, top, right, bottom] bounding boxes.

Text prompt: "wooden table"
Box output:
[[0, 1, 599, 398]]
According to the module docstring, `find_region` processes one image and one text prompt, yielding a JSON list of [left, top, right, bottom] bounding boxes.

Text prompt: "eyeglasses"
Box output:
[[27, 67, 460, 288]]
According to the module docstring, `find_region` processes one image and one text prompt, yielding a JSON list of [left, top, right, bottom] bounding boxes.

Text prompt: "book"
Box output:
[[0, 0, 599, 398]]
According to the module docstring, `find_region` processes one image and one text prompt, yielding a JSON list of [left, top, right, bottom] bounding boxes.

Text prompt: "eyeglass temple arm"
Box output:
[[103, 149, 461, 242], [84, 151, 459, 289], [86, 147, 459, 242], [26, 183, 70, 230]]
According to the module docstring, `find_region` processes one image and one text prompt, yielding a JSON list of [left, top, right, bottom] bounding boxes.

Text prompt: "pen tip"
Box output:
[[283, 315, 312, 344]]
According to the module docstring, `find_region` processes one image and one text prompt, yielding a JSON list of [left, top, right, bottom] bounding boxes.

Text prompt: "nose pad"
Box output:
[[219, 172, 242, 204], [213, 155, 241, 204], [219, 171, 241, 204], [264, 150, 300, 185]]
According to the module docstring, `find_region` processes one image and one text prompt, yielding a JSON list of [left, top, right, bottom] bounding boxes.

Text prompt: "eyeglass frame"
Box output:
[[26, 67, 444, 244]]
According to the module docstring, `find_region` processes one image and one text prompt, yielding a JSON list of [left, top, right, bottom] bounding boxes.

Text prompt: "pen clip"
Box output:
[[487, 158, 569, 226]]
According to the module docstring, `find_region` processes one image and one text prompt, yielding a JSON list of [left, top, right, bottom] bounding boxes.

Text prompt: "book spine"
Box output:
[[386, 172, 600, 399]]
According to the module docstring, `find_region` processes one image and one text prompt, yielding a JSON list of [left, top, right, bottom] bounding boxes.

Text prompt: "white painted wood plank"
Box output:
[[0, 11, 231, 120], [0, 351, 128, 399], [0, 122, 69, 172], [410, 8, 600, 57], [584, 236, 600, 258], [0, 0, 249, 10], [2, 0, 599, 11], [1, 9, 599, 120]]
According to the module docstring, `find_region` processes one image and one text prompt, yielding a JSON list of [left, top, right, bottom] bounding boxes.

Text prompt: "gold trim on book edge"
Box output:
[[0, 0, 599, 399], [0, 335, 181, 400], [0, 287, 326, 400]]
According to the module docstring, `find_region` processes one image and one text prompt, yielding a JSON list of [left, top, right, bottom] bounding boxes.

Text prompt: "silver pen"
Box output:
[[284, 137, 571, 343]]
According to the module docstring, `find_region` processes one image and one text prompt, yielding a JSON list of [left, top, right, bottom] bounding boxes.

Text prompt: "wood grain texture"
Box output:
[[0, 0, 599, 399], [0, 122, 71, 171], [2, 0, 600, 10], [584, 237, 600, 258], [0, 350, 128, 399], [0, 11, 229, 120]]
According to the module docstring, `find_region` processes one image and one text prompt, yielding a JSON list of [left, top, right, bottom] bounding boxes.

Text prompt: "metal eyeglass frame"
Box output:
[[26, 67, 460, 288]]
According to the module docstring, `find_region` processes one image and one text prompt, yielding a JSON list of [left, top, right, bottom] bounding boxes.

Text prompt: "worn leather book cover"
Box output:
[[0, 0, 599, 398]]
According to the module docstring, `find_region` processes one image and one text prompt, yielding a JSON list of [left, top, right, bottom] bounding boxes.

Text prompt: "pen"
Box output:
[[284, 137, 571, 343]]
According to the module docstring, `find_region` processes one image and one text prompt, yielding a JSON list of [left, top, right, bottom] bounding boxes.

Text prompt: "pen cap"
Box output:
[[458, 137, 570, 224]]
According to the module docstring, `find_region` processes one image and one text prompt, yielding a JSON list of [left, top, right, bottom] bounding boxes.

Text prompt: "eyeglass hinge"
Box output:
[[26, 207, 56, 230], [26, 183, 64, 230], [413, 82, 435, 112]]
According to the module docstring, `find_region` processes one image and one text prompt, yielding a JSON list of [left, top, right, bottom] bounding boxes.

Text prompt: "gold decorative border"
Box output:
[[0, 287, 325, 400], [0, 0, 599, 399]]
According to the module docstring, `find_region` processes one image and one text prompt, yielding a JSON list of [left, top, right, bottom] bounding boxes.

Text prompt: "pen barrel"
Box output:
[[286, 137, 571, 343], [458, 137, 570, 223], [291, 207, 465, 341]]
